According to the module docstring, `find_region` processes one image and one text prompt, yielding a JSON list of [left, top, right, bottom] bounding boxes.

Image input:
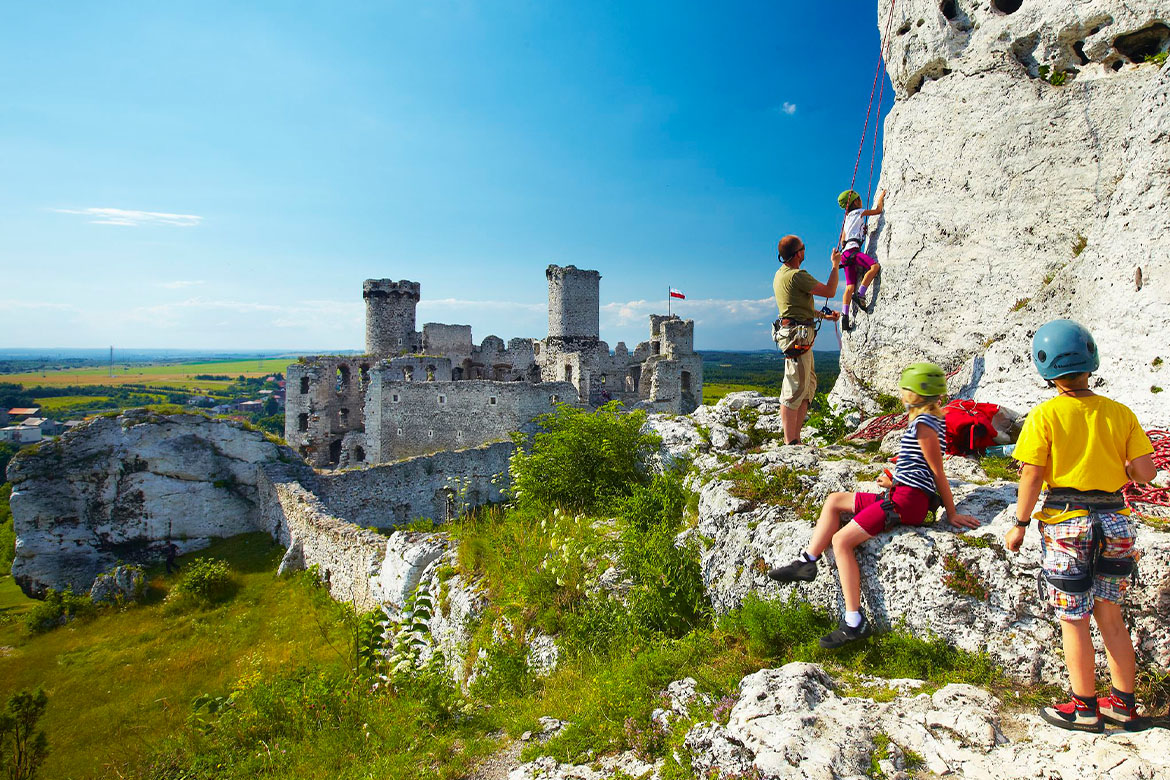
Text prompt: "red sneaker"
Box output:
[[1040, 700, 1103, 733], [1097, 695, 1144, 731]]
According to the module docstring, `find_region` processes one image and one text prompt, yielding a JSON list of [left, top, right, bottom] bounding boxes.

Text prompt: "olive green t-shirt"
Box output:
[[773, 265, 818, 322]]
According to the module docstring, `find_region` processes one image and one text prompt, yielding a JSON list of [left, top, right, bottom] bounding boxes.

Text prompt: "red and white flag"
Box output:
[[669, 288, 686, 299]]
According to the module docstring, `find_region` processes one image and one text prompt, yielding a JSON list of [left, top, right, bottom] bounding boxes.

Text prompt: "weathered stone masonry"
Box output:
[[287, 264, 704, 469]]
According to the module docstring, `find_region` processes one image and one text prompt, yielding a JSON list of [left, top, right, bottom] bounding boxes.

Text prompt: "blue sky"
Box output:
[[0, 1, 890, 352]]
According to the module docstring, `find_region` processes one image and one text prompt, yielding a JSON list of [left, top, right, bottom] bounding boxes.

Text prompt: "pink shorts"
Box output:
[[852, 486, 931, 537], [842, 248, 877, 288]]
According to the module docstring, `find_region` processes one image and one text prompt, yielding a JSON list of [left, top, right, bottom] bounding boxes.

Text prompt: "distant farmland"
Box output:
[[1, 357, 294, 391]]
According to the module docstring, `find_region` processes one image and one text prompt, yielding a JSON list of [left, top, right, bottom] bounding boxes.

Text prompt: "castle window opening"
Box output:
[[564, 364, 573, 383], [652, 341, 661, 355], [335, 365, 350, 393], [428, 430, 434, 438], [549, 394, 559, 405], [681, 371, 691, 393], [339, 407, 350, 426], [392, 393, 400, 403], [403, 366, 414, 382], [599, 374, 606, 385], [452, 368, 463, 380], [359, 363, 370, 387], [438, 394, 446, 405], [990, 0, 1022, 13], [328, 439, 342, 465], [354, 446, 365, 462], [397, 427, 403, 436], [625, 376, 634, 391], [298, 413, 309, 432], [489, 396, 497, 405], [426, 365, 436, 381], [299, 376, 310, 394]]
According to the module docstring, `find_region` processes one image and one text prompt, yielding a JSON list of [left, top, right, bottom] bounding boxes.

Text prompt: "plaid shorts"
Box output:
[[1039, 512, 1135, 621]]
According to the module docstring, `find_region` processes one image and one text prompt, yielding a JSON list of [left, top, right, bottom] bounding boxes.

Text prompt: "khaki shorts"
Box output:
[[781, 349, 816, 409]]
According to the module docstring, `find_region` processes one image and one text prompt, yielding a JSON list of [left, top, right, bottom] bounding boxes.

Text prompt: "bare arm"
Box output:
[[919, 425, 979, 529], [808, 249, 842, 298], [861, 189, 887, 217], [1127, 453, 1157, 484], [1005, 463, 1044, 552]]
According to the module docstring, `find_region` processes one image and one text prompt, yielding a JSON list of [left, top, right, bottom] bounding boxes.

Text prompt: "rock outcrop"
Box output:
[[832, 0, 1170, 428], [7, 410, 295, 596], [669, 393, 1170, 683]]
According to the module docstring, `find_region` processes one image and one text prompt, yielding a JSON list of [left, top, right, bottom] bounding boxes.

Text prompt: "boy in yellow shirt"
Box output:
[[1005, 319, 1156, 732]]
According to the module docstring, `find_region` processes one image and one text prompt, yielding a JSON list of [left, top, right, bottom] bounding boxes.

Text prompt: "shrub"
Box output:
[[0, 483, 13, 575], [168, 558, 236, 606], [875, 393, 903, 415], [941, 554, 988, 600], [807, 392, 852, 444], [509, 402, 660, 513], [25, 587, 95, 634], [0, 687, 49, 780], [725, 463, 807, 506]]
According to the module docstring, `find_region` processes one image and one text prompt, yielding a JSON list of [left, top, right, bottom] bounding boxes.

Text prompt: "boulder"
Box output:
[[89, 564, 145, 605], [8, 410, 296, 597]]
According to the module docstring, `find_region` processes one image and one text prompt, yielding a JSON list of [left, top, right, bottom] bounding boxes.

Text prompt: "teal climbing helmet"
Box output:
[[1032, 319, 1099, 380], [838, 190, 861, 209], [899, 363, 947, 397]]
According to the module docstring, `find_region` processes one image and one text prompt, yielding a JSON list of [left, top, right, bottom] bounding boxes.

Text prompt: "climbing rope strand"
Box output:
[[847, 411, 908, 441], [1125, 429, 1170, 514], [865, 0, 899, 208]]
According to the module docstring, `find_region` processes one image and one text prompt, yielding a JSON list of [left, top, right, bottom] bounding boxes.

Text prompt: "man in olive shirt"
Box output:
[[774, 235, 841, 444]]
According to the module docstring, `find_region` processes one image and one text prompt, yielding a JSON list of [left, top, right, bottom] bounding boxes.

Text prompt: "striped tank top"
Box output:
[[893, 413, 945, 495]]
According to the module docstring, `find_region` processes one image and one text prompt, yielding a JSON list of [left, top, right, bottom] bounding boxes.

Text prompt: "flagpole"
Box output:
[[667, 286, 671, 317]]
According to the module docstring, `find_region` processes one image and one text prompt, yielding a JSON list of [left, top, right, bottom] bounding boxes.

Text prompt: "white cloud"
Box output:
[[779, 102, 797, 115], [601, 296, 776, 327], [52, 207, 203, 227], [158, 280, 205, 289], [419, 298, 545, 314]]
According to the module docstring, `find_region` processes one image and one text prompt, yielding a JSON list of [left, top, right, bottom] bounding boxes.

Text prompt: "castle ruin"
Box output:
[[286, 265, 702, 468]]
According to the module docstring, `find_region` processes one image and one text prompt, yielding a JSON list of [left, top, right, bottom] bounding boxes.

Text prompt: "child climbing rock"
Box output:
[[769, 362, 979, 648], [837, 188, 885, 330], [1004, 319, 1156, 732]]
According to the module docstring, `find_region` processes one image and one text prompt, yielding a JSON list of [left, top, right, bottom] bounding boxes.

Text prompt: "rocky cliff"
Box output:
[[832, 0, 1170, 427], [7, 410, 295, 596]]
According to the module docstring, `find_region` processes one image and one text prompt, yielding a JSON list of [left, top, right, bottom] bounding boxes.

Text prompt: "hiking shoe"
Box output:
[[1098, 695, 1145, 731], [767, 558, 817, 583], [1039, 700, 1103, 733], [841, 313, 853, 331], [818, 613, 871, 649]]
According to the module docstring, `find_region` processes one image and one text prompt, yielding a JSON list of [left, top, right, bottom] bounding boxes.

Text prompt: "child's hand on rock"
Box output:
[[948, 513, 980, 530]]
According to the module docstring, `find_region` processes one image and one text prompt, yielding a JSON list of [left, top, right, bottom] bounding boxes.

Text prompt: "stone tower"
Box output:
[[364, 279, 420, 357], [545, 265, 600, 349]]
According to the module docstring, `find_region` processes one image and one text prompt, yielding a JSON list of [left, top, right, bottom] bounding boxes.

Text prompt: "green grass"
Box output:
[[0, 575, 35, 623], [0, 534, 352, 780], [703, 383, 775, 405], [2, 358, 292, 391], [979, 455, 1020, 482], [33, 395, 112, 411]]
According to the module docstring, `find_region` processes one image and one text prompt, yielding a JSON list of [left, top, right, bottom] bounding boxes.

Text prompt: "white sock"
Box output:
[[801, 551, 819, 563], [845, 610, 863, 628]]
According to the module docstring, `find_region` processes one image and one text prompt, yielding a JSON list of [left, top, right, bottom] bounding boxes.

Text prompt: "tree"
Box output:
[[0, 687, 48, 780], [0, 443, 17, 483]]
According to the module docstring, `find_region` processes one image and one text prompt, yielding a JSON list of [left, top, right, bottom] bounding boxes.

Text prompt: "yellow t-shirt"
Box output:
[[1014, 393, 1153, 494]]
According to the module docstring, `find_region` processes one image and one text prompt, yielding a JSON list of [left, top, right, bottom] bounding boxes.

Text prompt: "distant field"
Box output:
[[34, 394, 112, 410], [703, 383, 776, 405], [3, 357, 294, 390]]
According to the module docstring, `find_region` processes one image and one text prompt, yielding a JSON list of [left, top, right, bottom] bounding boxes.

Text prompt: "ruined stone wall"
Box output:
[[383, 356, 453, 383], [315, 441, 511, 528], [545, 264, 600, 348], [364, 279, 421, 357], [366, 377, 578, 463], [422, 323, 473, 356], [285, 356, 372, 468]]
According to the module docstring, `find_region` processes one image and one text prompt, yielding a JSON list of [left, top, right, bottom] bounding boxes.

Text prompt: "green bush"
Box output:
[[0, 483, 13, 575], [807, 392, 852, 444], [0, 687, 49, 780], [508, 402, 660, 513], [25, 587, 95, 634], [168, 558, 236, 606], [875, 393, 903, 415]]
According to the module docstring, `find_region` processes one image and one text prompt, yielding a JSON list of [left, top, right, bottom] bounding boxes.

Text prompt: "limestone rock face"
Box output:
[[7, 410, 294, 596], [832, 0, 1170, 428], [686, 662, 1170, 780], [88, 565, 145, 605]]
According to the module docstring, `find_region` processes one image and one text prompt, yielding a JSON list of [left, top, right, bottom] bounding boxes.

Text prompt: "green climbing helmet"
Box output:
[[899, 362, 947, 397], [838, 190, 861, 209]]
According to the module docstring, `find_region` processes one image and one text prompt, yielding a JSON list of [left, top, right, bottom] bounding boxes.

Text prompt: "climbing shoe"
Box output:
[[818, 612, 871, 649], [767, 558, 817, 583], [841, 313, 853, 332], [1097, 694, 1144, 731], [854, 291, 869, 309], [1039, 699, 1103, 733]]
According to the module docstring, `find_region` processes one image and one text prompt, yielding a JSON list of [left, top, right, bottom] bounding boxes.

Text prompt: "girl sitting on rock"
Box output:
[[768, 362, 980, 648], [837, 188, 885, 330]]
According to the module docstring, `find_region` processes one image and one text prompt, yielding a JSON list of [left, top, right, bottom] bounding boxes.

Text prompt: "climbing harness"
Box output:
[[1124, 429, 1170, 515], [1036, 492, 1137, 601]]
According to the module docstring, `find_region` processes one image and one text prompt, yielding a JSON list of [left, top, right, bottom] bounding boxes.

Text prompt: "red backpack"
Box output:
[[944, 400, 1000, 456]]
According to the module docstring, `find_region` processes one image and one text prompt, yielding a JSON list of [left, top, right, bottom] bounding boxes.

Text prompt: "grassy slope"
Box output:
[[0, 535, 348, 780], [3, 357, 293, 391]]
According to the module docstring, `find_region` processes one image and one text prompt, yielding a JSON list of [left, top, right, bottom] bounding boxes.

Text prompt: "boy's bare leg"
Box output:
[[1060, 616, 1098, 698], [842, 284, 855, 310], [806, 492, 855, 557], [861, 263, 881, 289], [1093, 599, 1136, 693], [831, 521, 874, 613]]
